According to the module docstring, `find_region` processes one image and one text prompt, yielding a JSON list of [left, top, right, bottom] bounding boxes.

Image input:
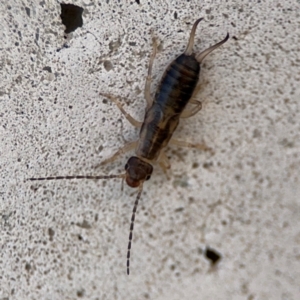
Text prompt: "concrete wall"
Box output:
[[1, 0, 299, 299]]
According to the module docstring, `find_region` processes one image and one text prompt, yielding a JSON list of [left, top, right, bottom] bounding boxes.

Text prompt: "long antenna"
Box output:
[[27, 174, 125, 181], [127, 184, 143, 275]]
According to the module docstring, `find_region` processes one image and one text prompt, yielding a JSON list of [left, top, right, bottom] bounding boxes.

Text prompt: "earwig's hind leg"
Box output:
[[144, 33, 157, 110], [169, 139, 214, 155], [196, 33, 229, 63], [181, 76, 205, 118], [158, 151, 171, 179], [100, 93, 143, 128], [180, 99, 202, 118], [94, 141, 137, 169]]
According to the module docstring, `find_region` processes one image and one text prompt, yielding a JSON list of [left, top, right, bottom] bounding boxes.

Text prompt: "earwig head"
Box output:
[[125, 156, 153, 188]]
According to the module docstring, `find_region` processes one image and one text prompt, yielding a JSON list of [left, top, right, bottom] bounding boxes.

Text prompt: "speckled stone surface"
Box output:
[[1, 0, 300, 299]]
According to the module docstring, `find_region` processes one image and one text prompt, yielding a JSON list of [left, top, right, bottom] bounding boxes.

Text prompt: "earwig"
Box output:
[[28, 18, 229, 275]]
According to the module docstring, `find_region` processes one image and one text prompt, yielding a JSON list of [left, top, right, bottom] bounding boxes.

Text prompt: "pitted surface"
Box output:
[[1, 1, 300, 299]]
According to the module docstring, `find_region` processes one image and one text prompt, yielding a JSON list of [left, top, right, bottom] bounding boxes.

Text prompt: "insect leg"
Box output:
[[169, 139, 214, 155], [144, 34, 157, 110], [180, 99, 202, 118], [158, 150, 171, 179], [100, 93, 142, 128], [94, 141, 138, 169]]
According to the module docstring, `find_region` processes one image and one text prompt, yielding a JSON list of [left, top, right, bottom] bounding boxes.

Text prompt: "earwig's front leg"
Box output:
[[144, 35, 157, 110], [169, 139, 214, 155], [180, 99, 202, 118], [94, 141, 138, 169], [100, 93, 142, 128]]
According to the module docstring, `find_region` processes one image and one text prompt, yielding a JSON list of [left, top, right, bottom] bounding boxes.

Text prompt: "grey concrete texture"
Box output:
[[1, 0, 300, 299]]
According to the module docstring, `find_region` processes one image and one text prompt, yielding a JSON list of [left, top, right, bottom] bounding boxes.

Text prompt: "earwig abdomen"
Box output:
[[136, 54, 200, 160], [156, 54, 200, 114]]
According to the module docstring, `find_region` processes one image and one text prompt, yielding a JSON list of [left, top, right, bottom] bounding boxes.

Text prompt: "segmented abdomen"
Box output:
[[136, 54, 200, 160], [155, 53, 200, 114]]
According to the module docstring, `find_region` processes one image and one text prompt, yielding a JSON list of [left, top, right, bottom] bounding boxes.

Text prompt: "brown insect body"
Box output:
[[28, 18, 229, 275], [136, 54, 200, 161], [131, 18, 228, 182]]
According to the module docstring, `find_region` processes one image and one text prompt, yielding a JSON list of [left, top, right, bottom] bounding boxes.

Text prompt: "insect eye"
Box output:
[[125, 163, 129, 170], [146, 175, 151, 181]]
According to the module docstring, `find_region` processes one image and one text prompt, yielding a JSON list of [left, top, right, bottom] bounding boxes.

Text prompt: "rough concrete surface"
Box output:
[[1, 0, 300, 299]]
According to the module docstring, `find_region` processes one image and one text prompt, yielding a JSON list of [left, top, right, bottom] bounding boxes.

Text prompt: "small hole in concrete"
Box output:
[[25, 262, 31, 271], [77, 289, 85, 297], [103, 60, 113, 71], [205, 247, 222, 265], [48, 228, 55, 241], [60, 4, 84, 34]]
